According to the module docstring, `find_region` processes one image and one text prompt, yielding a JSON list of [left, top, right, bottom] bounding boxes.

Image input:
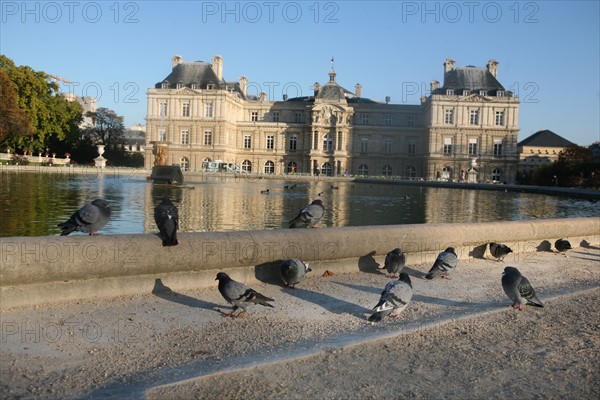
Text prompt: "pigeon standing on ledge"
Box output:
[[280, 259, 311, 288], [58, 199, 111, 236], [501, 266, 544, 310], [425, 247, 457, 280], [384, 248, 406, 278], [489, 242, 513, 262], [369, 272, 413, 322], [555, 239, 572, 254], [289, 199, 325, 228], [154, 197, 179, 246], [215, 272, 274, 317]]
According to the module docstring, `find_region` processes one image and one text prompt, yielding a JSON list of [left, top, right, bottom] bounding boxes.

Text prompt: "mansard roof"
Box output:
[[156, 61, 222, 89], [518, 130, 576, 148], [437, 66, 511, 96]]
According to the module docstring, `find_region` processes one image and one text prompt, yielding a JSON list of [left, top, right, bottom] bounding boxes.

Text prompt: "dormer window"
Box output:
[[446, 89, 454, 96], [176, 82, 184, 89], [480, 90, 487, 96], [497, 91, 505, 97], [207, 83, 214, 90], [161, 82, 170, 89], [462, 90, 469, 96], [191, 83, 200, 90]]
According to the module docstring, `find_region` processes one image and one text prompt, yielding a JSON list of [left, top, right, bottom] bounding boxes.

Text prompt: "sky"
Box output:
[[1, 0, 599, 145]]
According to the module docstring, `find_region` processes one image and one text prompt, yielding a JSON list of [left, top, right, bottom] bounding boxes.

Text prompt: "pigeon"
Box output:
[[215, 272, 274, 317], [489, 242, 513, 262], [384, 248, 406, 278], [280, 258, 311, 288], [58, 199, 111, 236], [260, 189, 270, 194], [289, 199, 325, 228], [425, 247, 457, 280], [368, 272, 413, 322], [501, 266, 544, 310], [555, 239, 572, 254], [154, 197, 179, 246]]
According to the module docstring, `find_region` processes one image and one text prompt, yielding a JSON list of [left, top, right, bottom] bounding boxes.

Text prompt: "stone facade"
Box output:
[[145, 55, 520, 183], [517, 129, 575, 177]]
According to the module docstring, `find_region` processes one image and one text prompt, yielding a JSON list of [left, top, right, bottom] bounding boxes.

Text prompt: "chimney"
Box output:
[[172, 55, 184, 69], [431, 80, 440, 92], [239, 76, 247, 97], [355, 83, 362, 97], [444, 58, 455, 74], [259, 92, 266, 102], [212, 55, 223, 81], [486, 59, 499, 78], [314, 82, 320, 97]]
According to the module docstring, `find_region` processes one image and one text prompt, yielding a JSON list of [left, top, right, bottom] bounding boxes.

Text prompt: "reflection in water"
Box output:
[[1, 172, 598, 237]]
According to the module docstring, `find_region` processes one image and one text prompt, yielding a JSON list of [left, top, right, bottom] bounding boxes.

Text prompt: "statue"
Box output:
[[153, 143, 169, 166]]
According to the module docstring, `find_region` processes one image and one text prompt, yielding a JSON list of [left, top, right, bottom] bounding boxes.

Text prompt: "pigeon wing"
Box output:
[[518, 275, 544, 307]]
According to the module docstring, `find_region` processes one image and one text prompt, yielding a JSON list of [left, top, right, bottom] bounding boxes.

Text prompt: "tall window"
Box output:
[[360, 137, 368, 153], [182, 103, 190, 117], [406, 165, 417, 179], [382, 165, 392, 176], [321, 162, 333, 176], [272, 112, 280, 122], [204, 130, 212, 146], [241, 160, 252, 173], [361, 114, 369, 125], [495, 111, 505, 126], [266, 135, 275, 150], [492, 168, 502, 182], [243, 135, 252, 149], [384, 114, 392, 126], [407, 114, 416, 127], [180, 157, 189, 171], [289, 135, 297, 151], [251, 111, 258, 122], [158, 128, 166, 141], [444, 109, 454, 125], [287, 161, 297, 173], [358, 164, 369, 176], [204, 103, 213, 118], [468, 138, 478, 155], [408, 141, 416, 155], [384, 138, 392, 154], [294, 112, 302, 123], [443, 138, 452, 155], [494, 139, 503, 156], [337, 131, 343, 150], [181, 129, 189, 145], [313, 131, 318, 150], [469, 110, 479, 125], [264, 161, 275, 174], [159, 102, 167, 117], [323, 134, 333, 151]]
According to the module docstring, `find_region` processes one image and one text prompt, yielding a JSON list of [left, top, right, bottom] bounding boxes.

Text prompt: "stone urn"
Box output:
[[94, 145, 107, 168]]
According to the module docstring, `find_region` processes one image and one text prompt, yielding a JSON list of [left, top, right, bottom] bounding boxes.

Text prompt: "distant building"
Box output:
[[123, 124, 146, 153], [145, 55, 519, 183], [62, 93, 97, 129], [517, 130, 575, 176]]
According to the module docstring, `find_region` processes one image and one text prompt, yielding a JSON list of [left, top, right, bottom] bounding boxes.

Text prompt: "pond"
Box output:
[[1, 170, 598, 237]]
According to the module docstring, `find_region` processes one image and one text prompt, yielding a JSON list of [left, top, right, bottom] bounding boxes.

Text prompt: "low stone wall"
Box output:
[[1, 218, 598, 309]]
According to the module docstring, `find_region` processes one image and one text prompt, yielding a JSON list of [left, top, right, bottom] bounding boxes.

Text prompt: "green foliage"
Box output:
[[83, 107, 125, 148], [523, 145, 600, 188]]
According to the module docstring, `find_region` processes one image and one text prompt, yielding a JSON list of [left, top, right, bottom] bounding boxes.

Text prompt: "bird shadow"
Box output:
[[330, 281, 381, 295], [412, 294, 498, 308], [282, 286, 372, 316], [469, 243, 488, 259], [151, 279, 222, 312], [580, 240, 599, 250], [357, 251, 381, 274], [536, 240, 553, 252], [254, 260, 285, 285]]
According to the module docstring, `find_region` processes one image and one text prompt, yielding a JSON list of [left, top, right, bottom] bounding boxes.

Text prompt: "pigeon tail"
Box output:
[[57, 222, 78, 236], [368, 312, 386, 322], [244, 289, 275, 308], [425, 273, 434, 280], [528, 296, 544, 308]]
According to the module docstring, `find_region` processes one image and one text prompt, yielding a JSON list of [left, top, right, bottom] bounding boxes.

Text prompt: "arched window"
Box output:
[[287, 161, 297, 173], [492, 168, 502, 182], [180, 157, 189, 172], [358, 164, 369, 176], [441, 166, 452, 181], [321, 162, 333, 176], [382, 165, 392, 177], [242, 160, 252, 173], [406, 165, 417, 179], [264, 160, 275, 174], [322, 134, 333, 152]]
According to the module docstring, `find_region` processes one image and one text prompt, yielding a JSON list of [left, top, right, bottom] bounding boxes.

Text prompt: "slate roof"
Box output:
[[517, 130, 576, 148], [436, 66, 511, 96]]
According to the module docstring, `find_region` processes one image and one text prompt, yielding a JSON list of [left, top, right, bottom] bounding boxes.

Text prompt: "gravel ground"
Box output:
[[1, 245, 599, 399]]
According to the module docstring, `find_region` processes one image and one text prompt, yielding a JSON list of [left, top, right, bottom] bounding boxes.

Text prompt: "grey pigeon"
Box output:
[[384, 248, 406, 278], [501, 266, 544, 310], [289, 199, 325, 228], [280, 258, 311, 288], [368, 273, 413, 322], [555, 239, 572, 254], [489, 242, 513, 262], [215, 272, 274, 317], [425, 247, 457, 280], [58, 199, 111, 236], [154, 197, 179, 246]]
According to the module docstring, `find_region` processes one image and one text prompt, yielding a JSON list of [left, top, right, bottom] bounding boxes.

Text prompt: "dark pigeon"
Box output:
[[555, 239, 572, 254], [384, 248, 406, 278], [154, 197, 179, 246], [425, 247, 458, 280], [368, 273, 413, 322], [489, 242, 513, 262], [289, 199, 325, 228], [215, 272, 274, 317], [280, 258, 311, 288], [58, 199, 111, 236], [501, 266, 544, 310]]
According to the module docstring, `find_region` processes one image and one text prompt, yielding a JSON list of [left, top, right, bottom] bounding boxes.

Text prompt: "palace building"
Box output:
[[145, 55, 519, 183]]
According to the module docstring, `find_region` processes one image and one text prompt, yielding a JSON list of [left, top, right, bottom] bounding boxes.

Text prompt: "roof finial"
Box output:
[[330, 56, 334, 70]]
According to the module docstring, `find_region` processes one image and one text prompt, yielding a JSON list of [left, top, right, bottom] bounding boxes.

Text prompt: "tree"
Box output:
[[0, 55, 82, 152], [0, 69, 33, 144], [83, 107, 125, 149]]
